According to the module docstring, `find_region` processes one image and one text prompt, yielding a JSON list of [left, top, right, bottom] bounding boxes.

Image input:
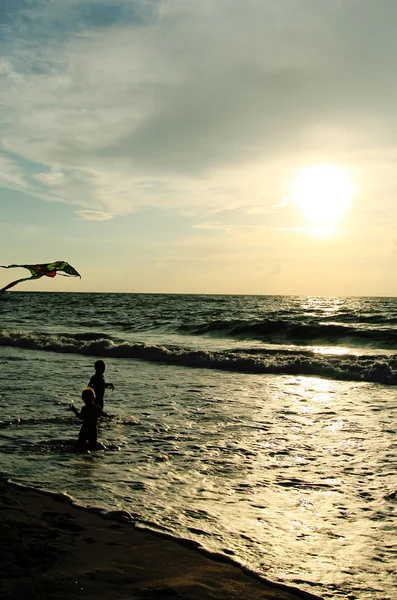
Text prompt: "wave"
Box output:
[[178, 318, 397, 348], [1, 329, 397, 385]]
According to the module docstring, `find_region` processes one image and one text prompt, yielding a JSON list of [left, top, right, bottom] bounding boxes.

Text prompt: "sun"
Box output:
[[289, 163, 355, 234]]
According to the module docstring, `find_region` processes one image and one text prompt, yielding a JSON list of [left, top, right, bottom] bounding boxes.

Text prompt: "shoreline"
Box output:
[[1, 479, 323, 600]]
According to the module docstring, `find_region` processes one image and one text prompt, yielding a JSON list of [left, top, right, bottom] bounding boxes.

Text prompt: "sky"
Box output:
[[1, 0, 397, 296]]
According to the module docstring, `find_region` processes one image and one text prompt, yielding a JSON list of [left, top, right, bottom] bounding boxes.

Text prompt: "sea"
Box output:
[[1, 292, 396, 599]]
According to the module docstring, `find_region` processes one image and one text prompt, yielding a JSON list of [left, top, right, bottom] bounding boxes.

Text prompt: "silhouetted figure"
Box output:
[[71, 387, 111, 450], [88, 360, 114, 409]]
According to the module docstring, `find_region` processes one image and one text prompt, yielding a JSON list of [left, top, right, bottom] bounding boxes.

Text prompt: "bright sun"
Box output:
[[289, 163, 355, 234]]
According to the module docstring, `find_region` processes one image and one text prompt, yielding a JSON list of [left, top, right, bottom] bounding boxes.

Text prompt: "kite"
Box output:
[[0, 261, 81, 293]]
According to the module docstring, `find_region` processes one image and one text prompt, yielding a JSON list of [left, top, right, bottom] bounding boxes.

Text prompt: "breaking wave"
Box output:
[[1, 329, 397, 385], [178, 319, 397, 348]]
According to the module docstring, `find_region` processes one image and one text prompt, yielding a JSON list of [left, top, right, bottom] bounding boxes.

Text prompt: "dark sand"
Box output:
[[0, 480, 322, 600]]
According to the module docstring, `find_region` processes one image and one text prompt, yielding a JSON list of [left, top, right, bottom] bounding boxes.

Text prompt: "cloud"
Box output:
[[2, 0, 397, 218], [75, 209, 113, 220], [33, 171, 65, 186]]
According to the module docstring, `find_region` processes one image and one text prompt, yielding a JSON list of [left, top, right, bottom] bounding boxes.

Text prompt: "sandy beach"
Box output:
[[0, 479, 322, 600]]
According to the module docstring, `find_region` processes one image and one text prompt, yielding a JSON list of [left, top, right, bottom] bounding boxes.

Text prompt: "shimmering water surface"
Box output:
[[1, 293, 396, 599]]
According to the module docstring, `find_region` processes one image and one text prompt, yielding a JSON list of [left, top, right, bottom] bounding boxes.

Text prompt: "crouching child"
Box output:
[[71, 387, 111, 450]]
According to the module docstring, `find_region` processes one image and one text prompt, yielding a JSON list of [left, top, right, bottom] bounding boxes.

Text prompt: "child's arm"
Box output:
[[105, 382, 115, 391], [70, 403, 83, 419], [100, 408, 113, 419]]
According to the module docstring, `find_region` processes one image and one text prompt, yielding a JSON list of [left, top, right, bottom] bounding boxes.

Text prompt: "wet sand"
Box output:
[[0, 479, 322, 600]]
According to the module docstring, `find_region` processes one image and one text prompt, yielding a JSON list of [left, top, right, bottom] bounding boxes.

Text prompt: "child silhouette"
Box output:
[[71, 387, 111, 450], [88, 360, 114, 410]]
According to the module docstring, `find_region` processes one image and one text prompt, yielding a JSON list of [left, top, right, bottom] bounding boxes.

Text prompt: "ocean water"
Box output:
[[1, 292, 396, 599]]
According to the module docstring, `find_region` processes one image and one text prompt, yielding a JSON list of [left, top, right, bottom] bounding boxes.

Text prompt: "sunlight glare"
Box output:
[[289, 163, 355, 235]]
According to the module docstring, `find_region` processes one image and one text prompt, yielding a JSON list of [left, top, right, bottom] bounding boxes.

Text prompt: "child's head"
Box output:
[[82, 387, 96, 405], [94, 359, 106, 374]]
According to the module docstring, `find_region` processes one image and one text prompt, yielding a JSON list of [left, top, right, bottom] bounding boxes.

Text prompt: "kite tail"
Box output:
[[0, 275, 40, 294], [0, 264, 26, 269]]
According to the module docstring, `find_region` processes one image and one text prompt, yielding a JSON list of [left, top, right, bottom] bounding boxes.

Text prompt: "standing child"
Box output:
[[71, 387, 111, 450], [88, 360, 114, 409]]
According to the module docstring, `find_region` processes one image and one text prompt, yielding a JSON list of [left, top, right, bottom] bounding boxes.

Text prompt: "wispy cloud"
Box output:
[[75, 209, 113, 221]]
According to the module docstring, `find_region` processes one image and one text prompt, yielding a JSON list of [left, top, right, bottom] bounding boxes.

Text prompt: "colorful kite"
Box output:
[[0, 261, 81, 293]]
